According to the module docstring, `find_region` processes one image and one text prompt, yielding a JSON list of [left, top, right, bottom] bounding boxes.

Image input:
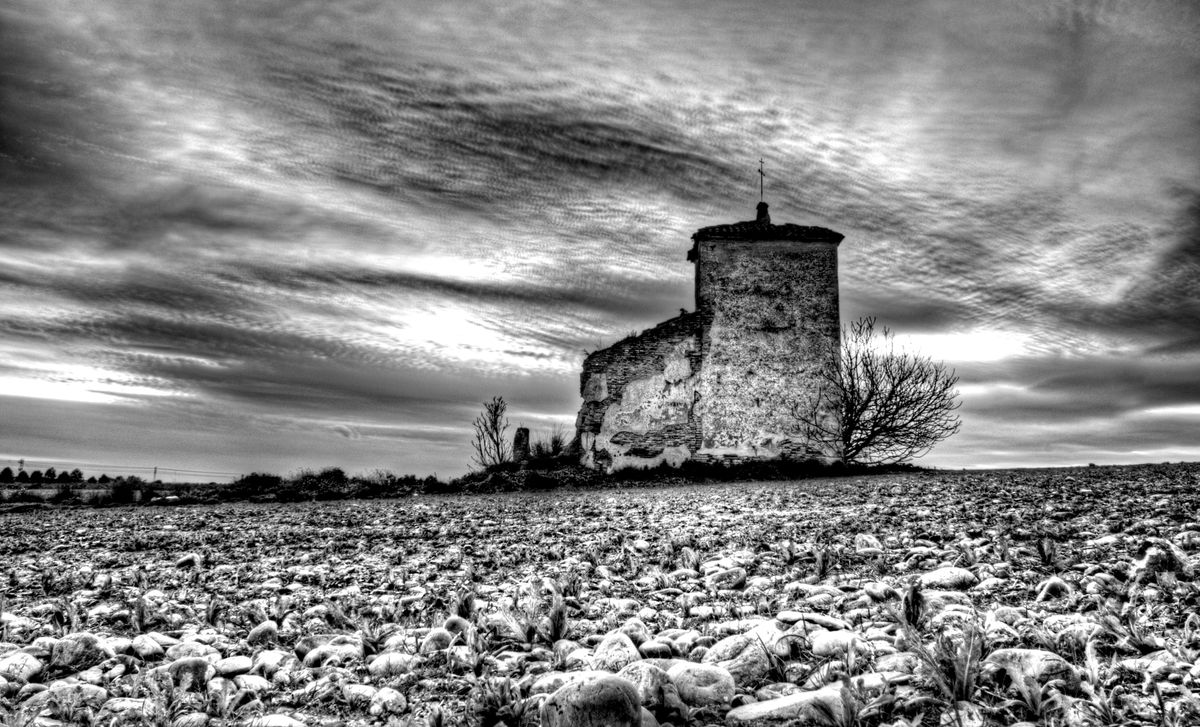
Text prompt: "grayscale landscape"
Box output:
[[2, 463, 1200, 726], [3, 0, 1200, 725]]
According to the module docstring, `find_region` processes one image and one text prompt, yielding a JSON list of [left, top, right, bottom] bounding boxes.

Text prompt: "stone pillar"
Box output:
[[513, 427, 530, 464]]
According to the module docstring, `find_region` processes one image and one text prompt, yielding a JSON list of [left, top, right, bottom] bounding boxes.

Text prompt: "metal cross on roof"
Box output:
[[758, 158, 765, 202]]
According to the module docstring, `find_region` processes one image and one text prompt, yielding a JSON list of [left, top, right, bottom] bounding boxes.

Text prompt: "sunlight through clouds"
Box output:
[[896, 330, 1033, 364], [0, 362, 185, 405], [2, 0, 1199, 476]]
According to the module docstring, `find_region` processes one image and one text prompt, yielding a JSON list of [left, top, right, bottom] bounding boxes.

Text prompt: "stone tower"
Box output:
[[574, 202, 843, 471], [688, 201, 843, 461]]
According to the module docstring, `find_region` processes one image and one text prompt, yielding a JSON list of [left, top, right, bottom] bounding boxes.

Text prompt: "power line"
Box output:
[[2, 458, 241, 482], [3, 460, 240, 476]]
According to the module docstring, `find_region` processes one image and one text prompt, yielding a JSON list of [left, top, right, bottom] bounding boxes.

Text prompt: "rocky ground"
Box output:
[[1, 462, 1199, 727]]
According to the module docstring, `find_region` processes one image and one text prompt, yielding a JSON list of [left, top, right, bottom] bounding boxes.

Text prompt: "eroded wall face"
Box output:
[[693, 239, 841, 462], [575, 316, 701, 472]]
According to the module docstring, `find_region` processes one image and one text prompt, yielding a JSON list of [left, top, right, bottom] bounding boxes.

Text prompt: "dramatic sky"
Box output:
[[3, 0, 1199, 481]]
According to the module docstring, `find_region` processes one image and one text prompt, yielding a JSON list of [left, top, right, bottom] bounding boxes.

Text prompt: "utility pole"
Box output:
[[759, 158, 765, 201]]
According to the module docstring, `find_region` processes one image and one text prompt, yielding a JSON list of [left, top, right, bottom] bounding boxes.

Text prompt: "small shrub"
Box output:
[[277, 467, 349, 502], [471, 396, 512, 470], [110, 478, 137, 504], [50, 483, 79, 504], [3, 488, 46, 504], [226, 472, 283, 500]]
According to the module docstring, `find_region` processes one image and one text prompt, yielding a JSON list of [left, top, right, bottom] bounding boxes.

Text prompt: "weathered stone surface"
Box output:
[[512, 427, 530, 463], [247, 620, 278, 645], [1035, 576, 1070, 601], [725, 684, 843, 726], [810, 629, 870, 657], [419, 627, 454, 653], [875, 652, 920, 674], [302, 636, 362, 666], [368, 651, 415, 678], [983, 648, 1080, 694], [942, 701, 985, 727], [215, 655, 252, 676], [25, 681, 109, 710], [100, 697, 161, 722], [540, 674, 642, 727], [368, 686, 407, 716], [783, 612, 850, 631], [618, 618, 654, 646], [616, 661, 677, 711], [706, 566, 747, 591], [593, 632, 641, 673], [864, 582, 899, 602], [577, 318, 701, 472], [234, 674, 271, 693], [701, 634, 772, 686], [173, 712, 210, 727], [692, 228, 841, 463], [919, 567, 979, 590], [175, 552, 204, 569], [531, 670, 612, 696], [0, 650, 43, 681], [250, 649, 290, 677], [1132, 537, 1193, 580], [51, 633, 112, 669], [166, 641, 218, 660], [167, 656, 217, 687], [132, 634, 165, 660], [667, 661, 735, 706], [638, 639, 673, 658], [855, 533, 884, 554], [576, 204, 843, 471]]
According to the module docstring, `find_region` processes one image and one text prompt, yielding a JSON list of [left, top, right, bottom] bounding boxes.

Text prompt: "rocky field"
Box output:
[[1, 462, 1199, 727]]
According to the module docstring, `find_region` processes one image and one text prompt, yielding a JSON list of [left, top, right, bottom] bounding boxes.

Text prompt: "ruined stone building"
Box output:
[[574, 201, 843, 471]]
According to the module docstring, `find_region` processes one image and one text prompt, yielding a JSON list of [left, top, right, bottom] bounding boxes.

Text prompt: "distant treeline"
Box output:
[[0, 467, 447, 508], [1, 466, 89, 484], [0, 458, 935, 510], [222, 468, 445, 502]]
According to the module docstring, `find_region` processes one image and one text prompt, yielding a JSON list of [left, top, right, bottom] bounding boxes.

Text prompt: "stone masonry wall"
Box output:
[[575, 314, 701, 472], [575, 205, 843, 472], [693, 238, 841, 461]]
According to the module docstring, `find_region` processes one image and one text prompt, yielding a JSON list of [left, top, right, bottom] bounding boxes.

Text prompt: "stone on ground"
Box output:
[[593, 631, 642, 673], [667, 661, 735, 707], [540, 674, 642, 727], [725, 685, 844, 726], [919, 567, 979, 590]]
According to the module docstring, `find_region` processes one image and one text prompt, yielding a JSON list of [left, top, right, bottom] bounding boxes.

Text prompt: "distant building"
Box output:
[[574, 202, 843, 471]]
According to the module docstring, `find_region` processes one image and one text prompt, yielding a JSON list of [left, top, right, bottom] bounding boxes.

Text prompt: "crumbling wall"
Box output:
[[693, 238, 841, 462], [575, 206, 844, 472], [575, 314, 701, 472]]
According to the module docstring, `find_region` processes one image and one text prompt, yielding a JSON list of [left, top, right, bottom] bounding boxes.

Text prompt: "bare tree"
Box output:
[[471, 396, 512, 469], [794, 317, 961, 466]]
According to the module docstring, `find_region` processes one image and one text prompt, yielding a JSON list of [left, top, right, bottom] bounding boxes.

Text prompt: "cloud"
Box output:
[[332, 424, 361, 440], [2, 0, 1200, 476], [947, 353, 1200, 462]]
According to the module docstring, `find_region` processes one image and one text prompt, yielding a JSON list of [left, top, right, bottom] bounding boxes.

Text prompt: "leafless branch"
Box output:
[[471, 396, 512, 470], [793, 317, 962, 466]]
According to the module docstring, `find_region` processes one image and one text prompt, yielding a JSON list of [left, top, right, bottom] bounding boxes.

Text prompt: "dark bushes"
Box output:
[[276, 468, 349, 502], [225, 469, 441, 502], [1, 488, 46, 504], [49, 484, 80, 504]]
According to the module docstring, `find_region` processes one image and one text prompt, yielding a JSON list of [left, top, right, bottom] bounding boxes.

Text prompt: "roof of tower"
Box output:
[[691, 202, 844, 243]]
